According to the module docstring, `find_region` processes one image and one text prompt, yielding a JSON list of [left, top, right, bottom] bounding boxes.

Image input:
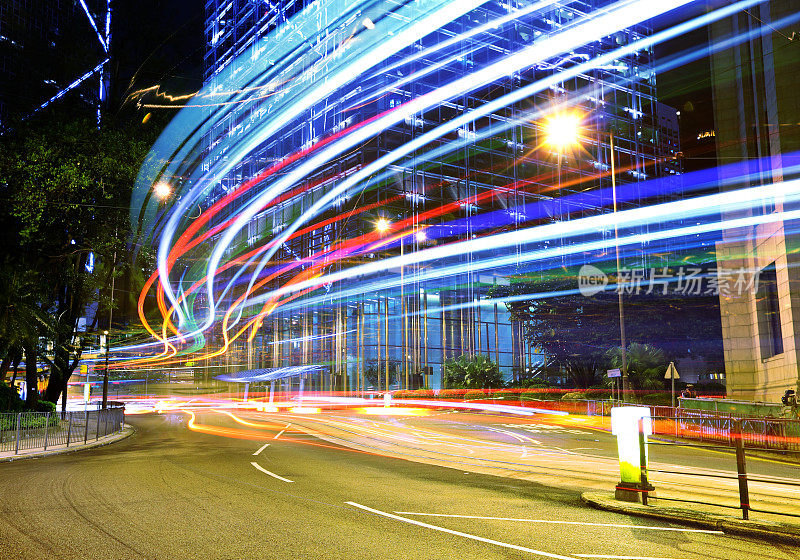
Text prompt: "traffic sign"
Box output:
[[607, 368, 622, 378], [664, 362, 679, 379]]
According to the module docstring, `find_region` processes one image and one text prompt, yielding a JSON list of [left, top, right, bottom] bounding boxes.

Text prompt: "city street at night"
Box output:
[[2, 0, 800, 557], [1, 409, 797, 560]]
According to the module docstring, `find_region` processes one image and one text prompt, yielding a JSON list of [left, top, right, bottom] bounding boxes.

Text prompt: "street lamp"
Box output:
[[544, 113, 630, 402], [153, 180, 172, 200], [102, 226, 118, 410], [374, 217, 391, 234], [543, 112, 581, 150]]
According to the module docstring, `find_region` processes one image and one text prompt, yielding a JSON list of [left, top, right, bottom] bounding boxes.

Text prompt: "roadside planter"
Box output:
[[611, 406, 654, 503]]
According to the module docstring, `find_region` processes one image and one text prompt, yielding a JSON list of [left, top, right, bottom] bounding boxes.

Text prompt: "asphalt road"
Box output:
[[1, 411, 797, 560]]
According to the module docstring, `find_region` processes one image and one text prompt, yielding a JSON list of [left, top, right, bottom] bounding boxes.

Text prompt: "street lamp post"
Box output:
[[101, 229, 117, 410], [544, 113, 630, 401], [608, 131, 630, 401]]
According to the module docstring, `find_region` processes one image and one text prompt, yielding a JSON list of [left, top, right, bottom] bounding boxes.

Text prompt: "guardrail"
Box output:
[[0, 406, 125, 455]]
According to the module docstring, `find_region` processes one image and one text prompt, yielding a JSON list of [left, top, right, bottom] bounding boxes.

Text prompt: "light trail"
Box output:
[[115, 0, 800, 381]]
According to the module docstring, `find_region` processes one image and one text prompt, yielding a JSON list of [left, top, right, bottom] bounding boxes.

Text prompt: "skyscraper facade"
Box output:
[[710, 0, 800, 402], [0, 0, 109, 127], [195, 0, 681, 391]]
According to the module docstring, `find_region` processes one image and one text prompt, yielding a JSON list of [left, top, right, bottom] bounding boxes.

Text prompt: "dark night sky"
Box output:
[[110, 0, 204, 115], [653, 7, 718, 173]]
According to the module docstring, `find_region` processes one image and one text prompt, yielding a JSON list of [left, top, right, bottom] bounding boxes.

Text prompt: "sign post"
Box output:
[[664, 362, 679, 408], [607, 368, 621, 403]]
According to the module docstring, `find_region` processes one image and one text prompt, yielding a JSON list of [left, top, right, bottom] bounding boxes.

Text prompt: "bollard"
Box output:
[[733, 420, 750, 520], [611, 406, 654, 503], [639, 417, 649, 505]]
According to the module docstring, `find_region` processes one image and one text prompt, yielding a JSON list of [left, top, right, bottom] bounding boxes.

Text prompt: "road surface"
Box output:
[[0, 410, 796, 559]]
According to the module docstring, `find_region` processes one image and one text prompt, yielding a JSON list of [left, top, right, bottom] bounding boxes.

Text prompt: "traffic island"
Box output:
[[581, 491, 800, 546]]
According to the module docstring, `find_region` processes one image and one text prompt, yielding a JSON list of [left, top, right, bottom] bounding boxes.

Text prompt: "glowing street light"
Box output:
[[153, 181, 172, 200], [542, 110, 630, 400], [543, 112, 581, 150], [375, 217, 391, 233], [362, 17, 375, 30]]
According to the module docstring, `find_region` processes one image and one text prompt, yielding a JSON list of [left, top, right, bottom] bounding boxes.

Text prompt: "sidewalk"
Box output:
[[581, 491, 800, 545], [0, 424, 135, 462]]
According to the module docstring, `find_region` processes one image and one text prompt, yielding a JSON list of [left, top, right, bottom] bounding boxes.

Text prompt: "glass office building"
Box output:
[[197, 0, 681, 391]]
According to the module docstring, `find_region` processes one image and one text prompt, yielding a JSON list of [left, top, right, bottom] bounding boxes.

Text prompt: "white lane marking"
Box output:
[[391, 513, 723, 534], [346, 502, 580, 560], [573, 556, 695, 560], [273, 423, 291, 440], [252, 443, 270, 456], [250, 461, 294, 483]]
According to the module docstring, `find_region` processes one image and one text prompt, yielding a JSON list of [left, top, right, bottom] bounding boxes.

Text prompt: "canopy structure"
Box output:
[[215, 365, 326, 384]]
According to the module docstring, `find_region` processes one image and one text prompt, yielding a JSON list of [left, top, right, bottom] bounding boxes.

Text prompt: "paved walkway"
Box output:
[[0, 424, 134, 462], [582, 491, 800, 545]]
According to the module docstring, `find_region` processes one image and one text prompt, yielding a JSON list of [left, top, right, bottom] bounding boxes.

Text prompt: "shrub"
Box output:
[[444, 355, 503, 389], [512, 378, 554, 389], [32, 400, 57, 413], [0, 383, 24, 413], [463, 390, 488, 400], [561, 391, 587, 400]]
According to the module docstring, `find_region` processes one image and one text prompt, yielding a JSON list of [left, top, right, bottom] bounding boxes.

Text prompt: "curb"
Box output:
[[581, 491, 800, 545], [0, 424, 136, 463]]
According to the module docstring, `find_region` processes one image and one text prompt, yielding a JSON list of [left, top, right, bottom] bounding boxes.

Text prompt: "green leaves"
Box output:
[[606, 343, 667, 391], [444, 355, 503, 389]]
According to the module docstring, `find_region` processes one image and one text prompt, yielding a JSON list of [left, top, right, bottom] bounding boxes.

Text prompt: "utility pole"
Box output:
[[102, 230, 117, 409], [610, 132, 630, 401]]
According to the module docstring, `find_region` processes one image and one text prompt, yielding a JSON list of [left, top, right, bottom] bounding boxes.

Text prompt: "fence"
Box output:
[[580, 400, 800, 452], [639, 420, 800, 521], [0, 406, 125, 455]]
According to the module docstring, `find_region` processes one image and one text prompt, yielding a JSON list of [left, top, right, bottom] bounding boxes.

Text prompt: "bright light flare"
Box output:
[[375, 217, 391, 233], [356, 407, 430, 416], [543, 112, 581, 150], [153, 181, 172, 200]]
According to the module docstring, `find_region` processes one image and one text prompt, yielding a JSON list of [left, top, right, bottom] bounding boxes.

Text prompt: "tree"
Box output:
[[0, 264, 51, 406], [492, 277, 608, 389], [0, 116, 154, 409], [444, 355, 504, 389], [491, 269, 724, 389], [606, 343, 668, 391]]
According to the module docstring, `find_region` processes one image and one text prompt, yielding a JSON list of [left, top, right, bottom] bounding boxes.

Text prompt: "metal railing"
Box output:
[[582, 400, 800, 452], [642, 420, 800, 521], [0, 406, 125, 455]]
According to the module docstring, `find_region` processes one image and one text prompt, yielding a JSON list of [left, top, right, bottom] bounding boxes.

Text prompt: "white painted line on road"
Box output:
[[573, 556, 695, 560], [346, 502, 580, 560], [273, 423, 292, 440], [250, 461, 294, 483], [252, 443, 270, 456], [391, 513, 723, 534]]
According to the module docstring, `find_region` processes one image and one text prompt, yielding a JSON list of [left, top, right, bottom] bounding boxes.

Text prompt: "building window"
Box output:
[[756, 262, 783, 359]]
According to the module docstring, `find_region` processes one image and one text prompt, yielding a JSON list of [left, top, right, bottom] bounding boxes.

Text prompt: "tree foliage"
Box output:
[[0, 117, 153, 407], [491, 270, 723, 389], [606, 343, 668, 391], [444, 355, 504, 389]]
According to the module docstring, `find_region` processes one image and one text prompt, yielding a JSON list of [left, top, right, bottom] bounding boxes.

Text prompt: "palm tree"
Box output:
[[607, 343, 667, 391]]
